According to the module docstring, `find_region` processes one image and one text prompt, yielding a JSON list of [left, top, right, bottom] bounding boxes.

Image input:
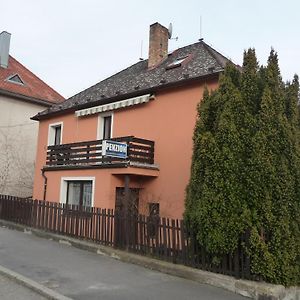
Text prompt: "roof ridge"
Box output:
[[8, 55, 65, 102], [200, 41, 232, 68]]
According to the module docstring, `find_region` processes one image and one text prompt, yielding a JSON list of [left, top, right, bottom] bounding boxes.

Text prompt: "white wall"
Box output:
[[0, 94, 46, 197]]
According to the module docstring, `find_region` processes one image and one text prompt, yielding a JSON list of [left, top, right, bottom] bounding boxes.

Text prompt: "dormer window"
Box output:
[[6, 74, 25, 85], [166, 55, 189, 70]]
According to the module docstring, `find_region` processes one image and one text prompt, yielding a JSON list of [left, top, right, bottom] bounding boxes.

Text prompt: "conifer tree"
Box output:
[[186, 64, 249, 254], [185, 49, 300, 285]]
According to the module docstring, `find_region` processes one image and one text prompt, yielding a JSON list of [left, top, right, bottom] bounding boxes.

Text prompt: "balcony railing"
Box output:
[[46, 136, 155, 168]]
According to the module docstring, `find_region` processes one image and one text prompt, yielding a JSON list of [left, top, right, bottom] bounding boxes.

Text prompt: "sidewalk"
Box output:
[[0, 264, 72, 300], [0, 274, 46, 300]]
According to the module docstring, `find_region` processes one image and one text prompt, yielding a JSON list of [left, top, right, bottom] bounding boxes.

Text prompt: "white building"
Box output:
[[0, 31, 64, 197]]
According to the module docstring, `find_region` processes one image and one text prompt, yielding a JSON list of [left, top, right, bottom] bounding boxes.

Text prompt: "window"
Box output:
[[66, 181, 93, 207], [98, 113, 113, 140], [6, 74, 25, 85], [166, 55, 189, 70], [60, 177, 95, 207], [54, 125, 61, 145], [103, 116, 112, 140], [48, 122, 63, 146]]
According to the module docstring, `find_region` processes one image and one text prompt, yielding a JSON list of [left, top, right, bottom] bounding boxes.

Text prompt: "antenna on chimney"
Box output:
[[168, 23, 178, 41]]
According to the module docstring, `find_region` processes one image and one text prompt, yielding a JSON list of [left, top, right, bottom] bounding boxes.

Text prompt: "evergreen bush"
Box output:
[[185, 49, 300, 286]]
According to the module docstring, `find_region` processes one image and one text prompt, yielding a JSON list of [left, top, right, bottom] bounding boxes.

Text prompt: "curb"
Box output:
[[0, 220, 299, 300], [0, 264, 72, 300]]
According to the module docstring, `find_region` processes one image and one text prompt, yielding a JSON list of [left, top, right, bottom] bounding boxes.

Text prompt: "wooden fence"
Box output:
[[0, 195, 254, 281]]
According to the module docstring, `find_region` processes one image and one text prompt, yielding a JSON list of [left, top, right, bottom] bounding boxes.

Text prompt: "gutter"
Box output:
[[0, 88, 56, 107], [31, 72, 222, 121]]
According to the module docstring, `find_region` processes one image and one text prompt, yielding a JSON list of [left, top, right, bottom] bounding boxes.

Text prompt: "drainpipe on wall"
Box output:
[[41, 169, 48, 201]]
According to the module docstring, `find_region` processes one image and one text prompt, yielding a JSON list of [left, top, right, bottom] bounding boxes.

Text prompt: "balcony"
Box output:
[[45, 136, 156, 170]]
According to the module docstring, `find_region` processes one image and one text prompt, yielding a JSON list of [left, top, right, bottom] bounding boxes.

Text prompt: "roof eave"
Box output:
[[32, 71, 222, 121], [0, 88, 55, 107]]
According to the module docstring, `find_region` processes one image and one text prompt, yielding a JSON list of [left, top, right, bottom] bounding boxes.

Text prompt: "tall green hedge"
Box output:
[[185, 49, 300, 286]]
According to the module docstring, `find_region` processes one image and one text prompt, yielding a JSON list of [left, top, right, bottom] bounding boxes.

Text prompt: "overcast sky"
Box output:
[[1, 0, 299, 99]]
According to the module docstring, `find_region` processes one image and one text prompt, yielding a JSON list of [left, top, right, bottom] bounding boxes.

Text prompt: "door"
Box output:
[[114, 187, 140, 248], [115, 187, 139, 216]]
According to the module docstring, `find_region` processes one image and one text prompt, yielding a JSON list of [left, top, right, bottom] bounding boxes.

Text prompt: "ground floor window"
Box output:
[[60, 177, 95, 207], [66, 181, 92, 207]]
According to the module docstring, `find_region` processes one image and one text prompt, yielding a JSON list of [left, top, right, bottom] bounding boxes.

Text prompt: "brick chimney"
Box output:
[[0, 31, 11, 69], [148, 23, 169, 68]]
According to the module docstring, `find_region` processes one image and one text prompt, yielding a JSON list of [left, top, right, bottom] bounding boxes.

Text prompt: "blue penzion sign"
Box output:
[[102, 140, 128, 159]]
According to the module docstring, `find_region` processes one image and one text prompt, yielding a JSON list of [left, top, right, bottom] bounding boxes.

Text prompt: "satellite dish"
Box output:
[[168, 23, 173, 39]]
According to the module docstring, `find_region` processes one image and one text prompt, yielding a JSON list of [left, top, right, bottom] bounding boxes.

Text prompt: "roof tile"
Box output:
[[36, 41, 232, 119], [0, 56, 64, 104]]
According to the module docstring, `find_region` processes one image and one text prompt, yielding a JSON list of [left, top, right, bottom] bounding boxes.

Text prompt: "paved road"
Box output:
[[0, 274, 47, 300], [0, 226, 246, 300]]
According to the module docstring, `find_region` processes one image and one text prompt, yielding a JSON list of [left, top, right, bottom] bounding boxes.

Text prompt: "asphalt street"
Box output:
[[0, 226, 247, 300]]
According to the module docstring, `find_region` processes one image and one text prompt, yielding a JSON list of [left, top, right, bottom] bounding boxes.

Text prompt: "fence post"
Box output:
[[234, 246, 240, 278], [0, 196, 2, 219], [124, 175, 130, 250]]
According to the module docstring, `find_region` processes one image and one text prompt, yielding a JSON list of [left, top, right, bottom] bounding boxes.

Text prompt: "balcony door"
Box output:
[[48, 122, 63, 146], [98, 113, 113, 140], [103, 116, 112, 140]]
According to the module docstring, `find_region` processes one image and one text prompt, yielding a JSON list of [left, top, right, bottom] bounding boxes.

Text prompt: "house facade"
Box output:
[[0, 31, 64, 197], [32, 23, 231, 219]]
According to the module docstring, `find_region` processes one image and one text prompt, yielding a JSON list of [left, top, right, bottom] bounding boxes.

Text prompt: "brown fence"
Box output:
[[0, 195, 254, 281], [46, 136, 155, 167]]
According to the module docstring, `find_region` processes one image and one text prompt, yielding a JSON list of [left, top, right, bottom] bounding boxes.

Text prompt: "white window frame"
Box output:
[[97, 112, 114, 140], [60, 176, 96, 207], [48, 122, 63, 146]]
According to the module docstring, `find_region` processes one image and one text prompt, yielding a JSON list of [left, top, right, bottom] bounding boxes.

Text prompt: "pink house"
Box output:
[[32, 23, 231, 219]]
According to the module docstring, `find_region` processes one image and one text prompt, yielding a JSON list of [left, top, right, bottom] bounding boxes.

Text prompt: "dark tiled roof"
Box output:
[[34, 41, 232, 119], [0, 56, 64, 104]]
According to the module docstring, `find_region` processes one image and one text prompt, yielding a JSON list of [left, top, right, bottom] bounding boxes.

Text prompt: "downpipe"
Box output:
[[41, 169, 48, 201]]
